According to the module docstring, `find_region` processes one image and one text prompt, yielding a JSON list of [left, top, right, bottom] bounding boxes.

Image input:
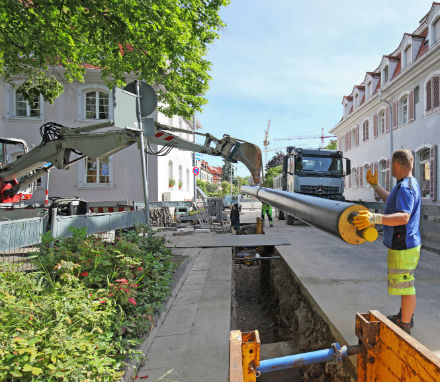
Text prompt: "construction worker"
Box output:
[[353, 149, 421, 335], [230, 203, 240, 234], [261, 202, 273, 227]]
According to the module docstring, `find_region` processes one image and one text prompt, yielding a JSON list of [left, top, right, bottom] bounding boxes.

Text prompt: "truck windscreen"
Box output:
[[295, 156, 342, 176]]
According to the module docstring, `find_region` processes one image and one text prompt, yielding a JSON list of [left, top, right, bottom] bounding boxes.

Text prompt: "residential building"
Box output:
[[195, 159, 222, 184], [331, 2, 440, 204], [0, 68, 198, 203]]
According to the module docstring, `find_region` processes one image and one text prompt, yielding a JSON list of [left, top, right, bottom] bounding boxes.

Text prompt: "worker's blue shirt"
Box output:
[[383, 177, 421, 250]]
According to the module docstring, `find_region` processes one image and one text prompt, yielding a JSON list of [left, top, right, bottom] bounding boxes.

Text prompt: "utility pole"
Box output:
[[230, 163, 233, 196], [193, 113, 197, 201], [135, 80, 151, 235]]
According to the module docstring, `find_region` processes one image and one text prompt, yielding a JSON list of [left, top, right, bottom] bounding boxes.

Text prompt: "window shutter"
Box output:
[[434, 77, 440, 109], [386, 106, 390, 133], [338, 137, 340, 151], [426, 79, 432, 111], [373, 115, 378, 138], [430, 145, 437, 201], [392, 102, 398, 128], [386, 159, 391, 191], [359, 166, 363, 187], [348, 171, 351, 188], [348, 132, 352, 150], [345, 133, 348, 151], [408, 90, 415, 121], [356, 125, 359, 147]]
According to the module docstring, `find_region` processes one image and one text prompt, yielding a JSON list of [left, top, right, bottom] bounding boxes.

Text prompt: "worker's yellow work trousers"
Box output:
[[387, 245, 421, 295]]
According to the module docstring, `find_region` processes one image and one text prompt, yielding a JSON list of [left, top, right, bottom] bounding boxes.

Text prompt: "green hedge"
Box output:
[[0, 226, 176, 381]]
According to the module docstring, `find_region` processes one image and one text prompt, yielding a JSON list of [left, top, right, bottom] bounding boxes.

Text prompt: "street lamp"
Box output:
[[378, 89, 394, 189]]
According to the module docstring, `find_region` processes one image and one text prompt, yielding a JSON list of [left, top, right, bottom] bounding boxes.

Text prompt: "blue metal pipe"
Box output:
[[257, 343, 348, 374]]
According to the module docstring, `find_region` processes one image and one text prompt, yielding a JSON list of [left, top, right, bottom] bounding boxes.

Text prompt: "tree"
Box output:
[[265, 151, 284, 171], [0, 0, 229, 118], [264, 165, 282, 188], [325, 139, 337, 150]]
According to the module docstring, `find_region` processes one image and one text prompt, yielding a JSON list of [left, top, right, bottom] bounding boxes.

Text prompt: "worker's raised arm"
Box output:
[[366, 169, 389, 202]]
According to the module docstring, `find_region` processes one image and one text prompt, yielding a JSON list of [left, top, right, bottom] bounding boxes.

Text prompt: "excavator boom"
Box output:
[[0, 85, 262, 202]]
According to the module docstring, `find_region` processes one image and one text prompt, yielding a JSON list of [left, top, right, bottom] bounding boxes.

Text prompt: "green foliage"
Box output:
[[265, 151, 284, 171], [196, 179, 219, 194], [264, 165, 282, 188], [196, 178, 207, 193], [325, 139, 337, 150], [0, 0, 230, 118], [168, 178, 175, 187], [221, 159, 232, 182], [0, 226, 176, 381]]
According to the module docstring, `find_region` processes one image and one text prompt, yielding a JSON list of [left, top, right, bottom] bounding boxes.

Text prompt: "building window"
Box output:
[[168, 160, 173, 181], [379, 160, 387, 188], [378, 110, 386, 135], [15, 91, 41, 118], [362, 120, 369, 142], [426, 76, 440, 113], [178, 165, 183, 189], [417, 148, 431, 198], [403, 45, 411, 69], [351, 129, 356, 147], [399, 95, 408, 125], [351, 168, 356, 188], [383, 66, 389, 84], [435, 17, 440, 44], [85, 157, 111, 184], [354, 94, 358, 108], [85, 91, 109, 120], [367, 81, 372, 97]]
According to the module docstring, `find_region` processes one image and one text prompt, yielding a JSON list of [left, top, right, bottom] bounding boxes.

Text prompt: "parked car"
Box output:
[[223, 195, 241, 211]]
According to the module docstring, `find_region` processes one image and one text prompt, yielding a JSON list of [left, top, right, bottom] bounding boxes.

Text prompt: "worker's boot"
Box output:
[[270, 222, 273, 227], [393, 318, 411, 335], [387, 309, 414, 328]]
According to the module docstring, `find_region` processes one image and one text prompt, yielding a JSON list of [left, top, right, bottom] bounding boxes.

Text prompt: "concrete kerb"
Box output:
[[120, 248, 197, 382]]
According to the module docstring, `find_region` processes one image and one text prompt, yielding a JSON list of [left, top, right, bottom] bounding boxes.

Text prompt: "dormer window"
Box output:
[[354, 94, 358, 108], [367, 81, 372, 97], [402, 45, 411, 69], [435, 17, 440, 44], [383, 66, 389, 84]]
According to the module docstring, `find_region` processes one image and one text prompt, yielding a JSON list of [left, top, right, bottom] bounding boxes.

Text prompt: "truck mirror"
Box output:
[[345, 158, 351, 175]]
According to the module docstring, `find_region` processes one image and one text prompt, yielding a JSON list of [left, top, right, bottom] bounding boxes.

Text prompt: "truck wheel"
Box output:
[[278, 210, 285, 220], [286, 214, 296, 225]]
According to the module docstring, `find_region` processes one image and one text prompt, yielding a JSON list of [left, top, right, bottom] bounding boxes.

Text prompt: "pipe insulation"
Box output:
[[241, 186, 377, 245]]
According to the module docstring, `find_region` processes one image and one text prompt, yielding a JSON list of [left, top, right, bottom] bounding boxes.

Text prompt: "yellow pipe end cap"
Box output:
[[363, 226, 378, 242]]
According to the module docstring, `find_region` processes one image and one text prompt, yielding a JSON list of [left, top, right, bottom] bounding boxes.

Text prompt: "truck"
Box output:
[[0, 85, 262, 220], [274, 146, 351, 224]]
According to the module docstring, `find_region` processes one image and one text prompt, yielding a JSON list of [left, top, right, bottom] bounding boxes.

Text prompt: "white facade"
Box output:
[[0, 69, 195, 203], [331, 3, 440, 205]]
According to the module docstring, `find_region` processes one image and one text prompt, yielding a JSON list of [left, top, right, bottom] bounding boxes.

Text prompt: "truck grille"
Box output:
[[300, 185, 340, 198]]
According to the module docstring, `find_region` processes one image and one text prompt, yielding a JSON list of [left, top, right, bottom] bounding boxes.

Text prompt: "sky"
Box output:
[[194, 0, 435, 177]]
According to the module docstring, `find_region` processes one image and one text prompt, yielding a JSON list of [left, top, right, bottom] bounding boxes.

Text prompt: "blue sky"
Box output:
[[194, 0, 435, 177]]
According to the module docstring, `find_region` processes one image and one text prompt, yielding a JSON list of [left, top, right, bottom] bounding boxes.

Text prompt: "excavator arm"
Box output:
[[0, 115, 262, 202]]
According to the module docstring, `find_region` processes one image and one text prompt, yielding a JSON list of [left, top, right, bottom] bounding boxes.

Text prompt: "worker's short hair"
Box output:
[[392, 149, 414, 169]]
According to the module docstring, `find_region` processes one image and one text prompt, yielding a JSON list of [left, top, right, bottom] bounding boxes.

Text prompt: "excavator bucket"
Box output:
[[231, 142, 262, 185]]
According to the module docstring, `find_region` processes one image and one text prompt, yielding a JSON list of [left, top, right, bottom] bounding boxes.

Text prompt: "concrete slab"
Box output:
[[163, 232, 291, 248], [136, 247, 232, 382], [266, 221, 440, 358]]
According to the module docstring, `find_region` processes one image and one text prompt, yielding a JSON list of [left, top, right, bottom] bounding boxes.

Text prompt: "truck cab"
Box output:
[[280, 147, 351, 224]]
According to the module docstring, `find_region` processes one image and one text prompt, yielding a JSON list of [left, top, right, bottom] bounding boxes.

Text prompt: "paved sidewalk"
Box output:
[[136, 247, 232, 382]]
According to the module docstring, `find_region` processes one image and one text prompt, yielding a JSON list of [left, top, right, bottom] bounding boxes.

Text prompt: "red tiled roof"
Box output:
[[360, 95, 365, 106], [383, 55, 399, 60], [366, 71, 380, 77], [416, 28, 429, 60], [355, 85, 365, 90], [374, 79, 381, 94]]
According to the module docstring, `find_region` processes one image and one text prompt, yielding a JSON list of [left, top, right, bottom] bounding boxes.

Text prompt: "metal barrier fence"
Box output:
[[0, 210, 147, 271]]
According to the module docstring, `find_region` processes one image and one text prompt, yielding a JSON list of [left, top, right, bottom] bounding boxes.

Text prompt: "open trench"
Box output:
[[231, 226, 356, 382]]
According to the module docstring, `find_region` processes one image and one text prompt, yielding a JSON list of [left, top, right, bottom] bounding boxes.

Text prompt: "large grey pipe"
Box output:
[[241, 186, 377, 245]]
